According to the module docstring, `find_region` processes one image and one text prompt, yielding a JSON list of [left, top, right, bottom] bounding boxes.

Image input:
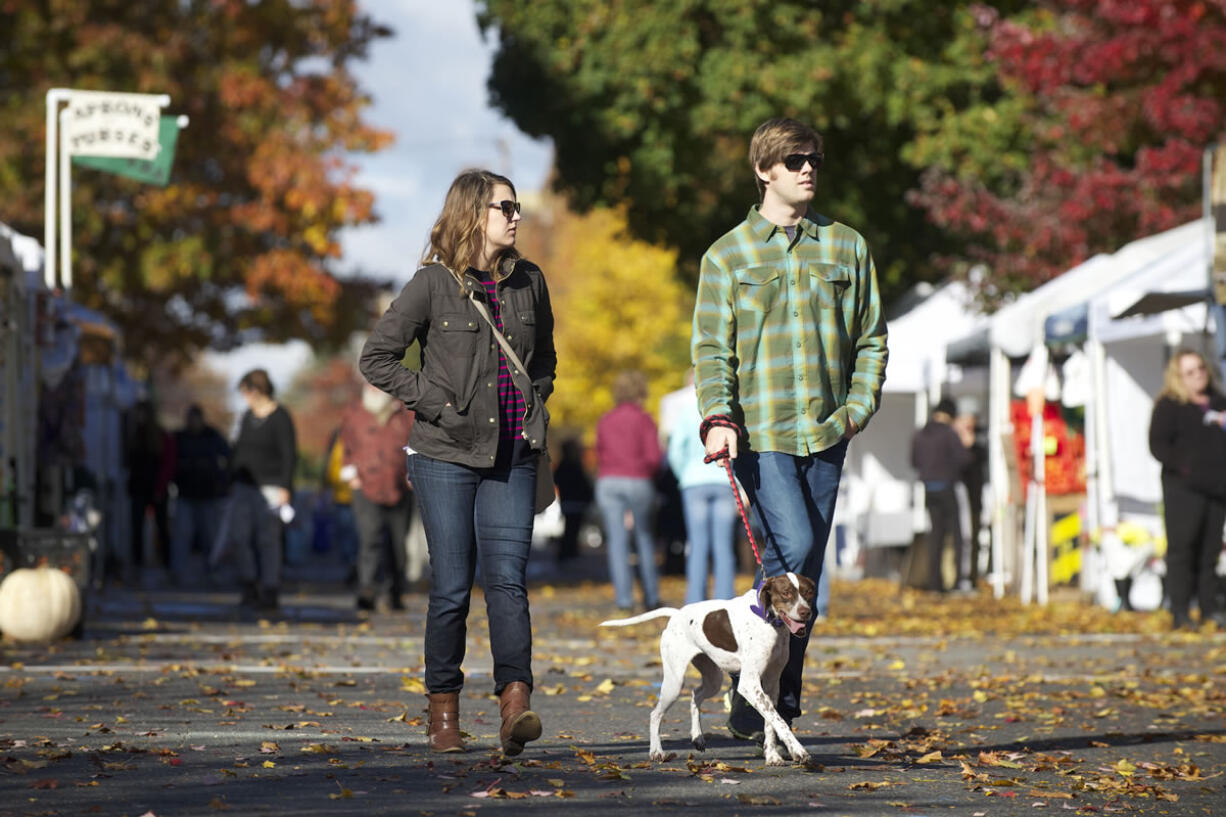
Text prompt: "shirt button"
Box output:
[[487, 382, 494, 388], [489, 417, 496, 423], [793, 311, 798, 316], [490, 344, 495, 350]]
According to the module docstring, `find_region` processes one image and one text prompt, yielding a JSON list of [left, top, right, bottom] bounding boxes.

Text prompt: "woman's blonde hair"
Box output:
[[1158, 347, 1221, 403], [611, 370, 649, 405], [421, 169, 520, 291]]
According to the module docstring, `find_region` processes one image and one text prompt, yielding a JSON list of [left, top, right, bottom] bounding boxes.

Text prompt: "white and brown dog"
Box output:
[[599, 572, 816, 765]]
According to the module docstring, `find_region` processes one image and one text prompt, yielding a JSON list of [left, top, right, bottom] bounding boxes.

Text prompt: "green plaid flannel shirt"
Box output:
[[692, 205, 888, 455]]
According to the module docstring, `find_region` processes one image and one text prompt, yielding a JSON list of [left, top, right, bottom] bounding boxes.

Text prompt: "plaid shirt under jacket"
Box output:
[[692, 205, 888, 456]]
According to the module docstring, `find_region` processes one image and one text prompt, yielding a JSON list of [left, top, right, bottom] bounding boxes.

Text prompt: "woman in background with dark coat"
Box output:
[[1148, 348, 1226, 630]]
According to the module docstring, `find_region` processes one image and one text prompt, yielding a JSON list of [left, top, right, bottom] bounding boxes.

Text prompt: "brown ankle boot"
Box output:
[[427, 692, 465, 753], [498, 681, 542, 756]]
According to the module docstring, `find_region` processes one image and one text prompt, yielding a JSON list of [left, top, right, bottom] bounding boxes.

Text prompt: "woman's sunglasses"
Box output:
[[782, 152, 824, 172], [488, 200, 522, 219]]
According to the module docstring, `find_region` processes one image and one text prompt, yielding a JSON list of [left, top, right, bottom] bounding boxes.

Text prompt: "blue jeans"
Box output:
[[730, 441, 847, 727], [332, 503, 359, 565], [681, 484, 738, 604], [170, 496, 223, 585], [595, 476, 659, 609], [407, 448, 536, 695]]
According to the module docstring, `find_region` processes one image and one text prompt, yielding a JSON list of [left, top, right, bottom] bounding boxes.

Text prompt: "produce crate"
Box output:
[[0, 528, 93, 592]]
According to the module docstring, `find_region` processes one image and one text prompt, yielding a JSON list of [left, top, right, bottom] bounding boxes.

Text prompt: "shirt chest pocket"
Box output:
[[735, 265, 783, 312], [808, 263, 852, 307]]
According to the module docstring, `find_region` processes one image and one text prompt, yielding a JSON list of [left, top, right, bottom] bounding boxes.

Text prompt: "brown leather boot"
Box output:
[[427, 692, 465, 753], [498, 681, 542, 756]]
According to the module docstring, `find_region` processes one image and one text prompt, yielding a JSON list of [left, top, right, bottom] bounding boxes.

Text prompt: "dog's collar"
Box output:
[[751, 579, 783, 627]]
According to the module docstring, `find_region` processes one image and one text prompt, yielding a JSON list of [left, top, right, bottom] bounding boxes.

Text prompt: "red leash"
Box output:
[[704, 448, 762, 567]]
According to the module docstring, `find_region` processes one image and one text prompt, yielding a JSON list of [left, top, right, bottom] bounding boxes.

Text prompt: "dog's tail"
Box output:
[[598, 608, 679, 628]]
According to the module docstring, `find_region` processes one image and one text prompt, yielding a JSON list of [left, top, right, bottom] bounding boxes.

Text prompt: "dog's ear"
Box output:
[[798, 575, 816, 604]]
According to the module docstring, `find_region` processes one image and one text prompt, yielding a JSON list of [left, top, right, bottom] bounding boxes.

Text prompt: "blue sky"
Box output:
[[337, 0, 553, 283], [206, 0, 553, 400]]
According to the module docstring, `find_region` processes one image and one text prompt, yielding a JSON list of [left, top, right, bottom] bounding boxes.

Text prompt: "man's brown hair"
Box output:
[[749, 118, 823, 198]]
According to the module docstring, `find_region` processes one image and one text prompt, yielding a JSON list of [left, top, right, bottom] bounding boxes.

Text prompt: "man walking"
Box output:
[[692, 117, 888, 741], [170, 405, 230, 585], [340, 383, 416, 612], [911, 398, 972, 593]]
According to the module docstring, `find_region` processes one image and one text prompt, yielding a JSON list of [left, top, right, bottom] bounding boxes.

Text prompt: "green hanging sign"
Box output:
[[72, 115, 181, 186]]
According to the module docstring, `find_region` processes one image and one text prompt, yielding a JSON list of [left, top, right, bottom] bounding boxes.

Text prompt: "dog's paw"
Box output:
[[649, 750, 676, 762], [691, 735, 706, 752], [764, 751, 787, 767], [790, 748, 811, 765]]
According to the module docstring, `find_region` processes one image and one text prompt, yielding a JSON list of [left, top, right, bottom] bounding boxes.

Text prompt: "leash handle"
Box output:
[[705, 448, 763, 567]]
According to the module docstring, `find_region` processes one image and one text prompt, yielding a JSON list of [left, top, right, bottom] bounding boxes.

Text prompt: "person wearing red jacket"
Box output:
[[595, 370, 663, 611], [339, 383, 417, 612]]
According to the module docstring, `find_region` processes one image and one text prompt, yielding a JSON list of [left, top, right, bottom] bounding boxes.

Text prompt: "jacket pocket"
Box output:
[[735, 265, 782, 312], [434, 312, 481, 407]]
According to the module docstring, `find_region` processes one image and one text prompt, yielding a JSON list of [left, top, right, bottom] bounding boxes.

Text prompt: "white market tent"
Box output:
[[843, 281, 989, 556], [954, 219, 1215, 598], [1087, 219, 1217, 522]]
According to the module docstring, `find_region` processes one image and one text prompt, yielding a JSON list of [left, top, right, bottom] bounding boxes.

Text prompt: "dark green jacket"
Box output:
[[359, 261, 556, 468]]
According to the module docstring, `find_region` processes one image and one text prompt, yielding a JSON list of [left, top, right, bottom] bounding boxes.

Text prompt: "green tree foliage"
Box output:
[[0, 0, 393, 367], [478, 0, 1026, 297]]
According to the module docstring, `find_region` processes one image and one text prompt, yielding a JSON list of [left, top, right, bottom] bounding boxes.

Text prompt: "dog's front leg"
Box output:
[[762, 668, 809, 763], [736, 673, 808, 766]]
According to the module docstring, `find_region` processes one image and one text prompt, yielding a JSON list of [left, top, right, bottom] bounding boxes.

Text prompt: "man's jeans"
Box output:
[[595, 476, 660, 609], [170, 496, 223, 585], [681, 483, 738, 604], [407, 450, 536, 695], [729, 441, 847, 730], [351, 490, 411, 601]]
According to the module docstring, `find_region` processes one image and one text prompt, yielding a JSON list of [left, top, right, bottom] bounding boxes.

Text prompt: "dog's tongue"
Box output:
[[781, 613, 807, 635]]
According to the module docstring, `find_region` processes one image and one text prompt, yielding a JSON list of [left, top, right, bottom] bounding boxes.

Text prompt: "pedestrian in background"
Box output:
[[911, 397, 971, 594], [223, 369, 297, 612], [692, 117, 888, 743], [953, 411, 988, 588], [551, 438, 593, 564], [595, 370, 663, 612], [340, 382, 416, 612], [170, 405, 230, 586], [667, 390, 738, 604], [321, 426, 360, 576], [360, 168, 555, 756], [126, 399, 173, 578], [1148, 348, 1226, 630]]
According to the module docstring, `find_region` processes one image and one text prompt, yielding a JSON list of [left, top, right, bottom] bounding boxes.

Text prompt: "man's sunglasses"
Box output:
[[782, 152, 824, 172], [488, 200, 522, 219]]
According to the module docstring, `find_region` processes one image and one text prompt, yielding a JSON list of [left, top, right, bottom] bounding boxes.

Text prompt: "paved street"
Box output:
[[2, 558, 1225, 816]]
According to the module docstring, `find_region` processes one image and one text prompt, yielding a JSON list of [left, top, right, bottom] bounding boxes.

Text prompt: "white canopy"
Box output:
[[1087, 218, 1216, 508], [884, 281, 989, 395]]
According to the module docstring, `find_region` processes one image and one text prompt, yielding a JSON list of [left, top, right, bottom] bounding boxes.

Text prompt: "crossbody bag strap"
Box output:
[[468, 291, 529, 377]]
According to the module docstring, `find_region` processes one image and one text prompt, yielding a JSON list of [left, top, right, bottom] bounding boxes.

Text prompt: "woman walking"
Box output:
[[595, 370, 663, 612], [359, 169, 556, 755], [1148, 348, 1226, 630]]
